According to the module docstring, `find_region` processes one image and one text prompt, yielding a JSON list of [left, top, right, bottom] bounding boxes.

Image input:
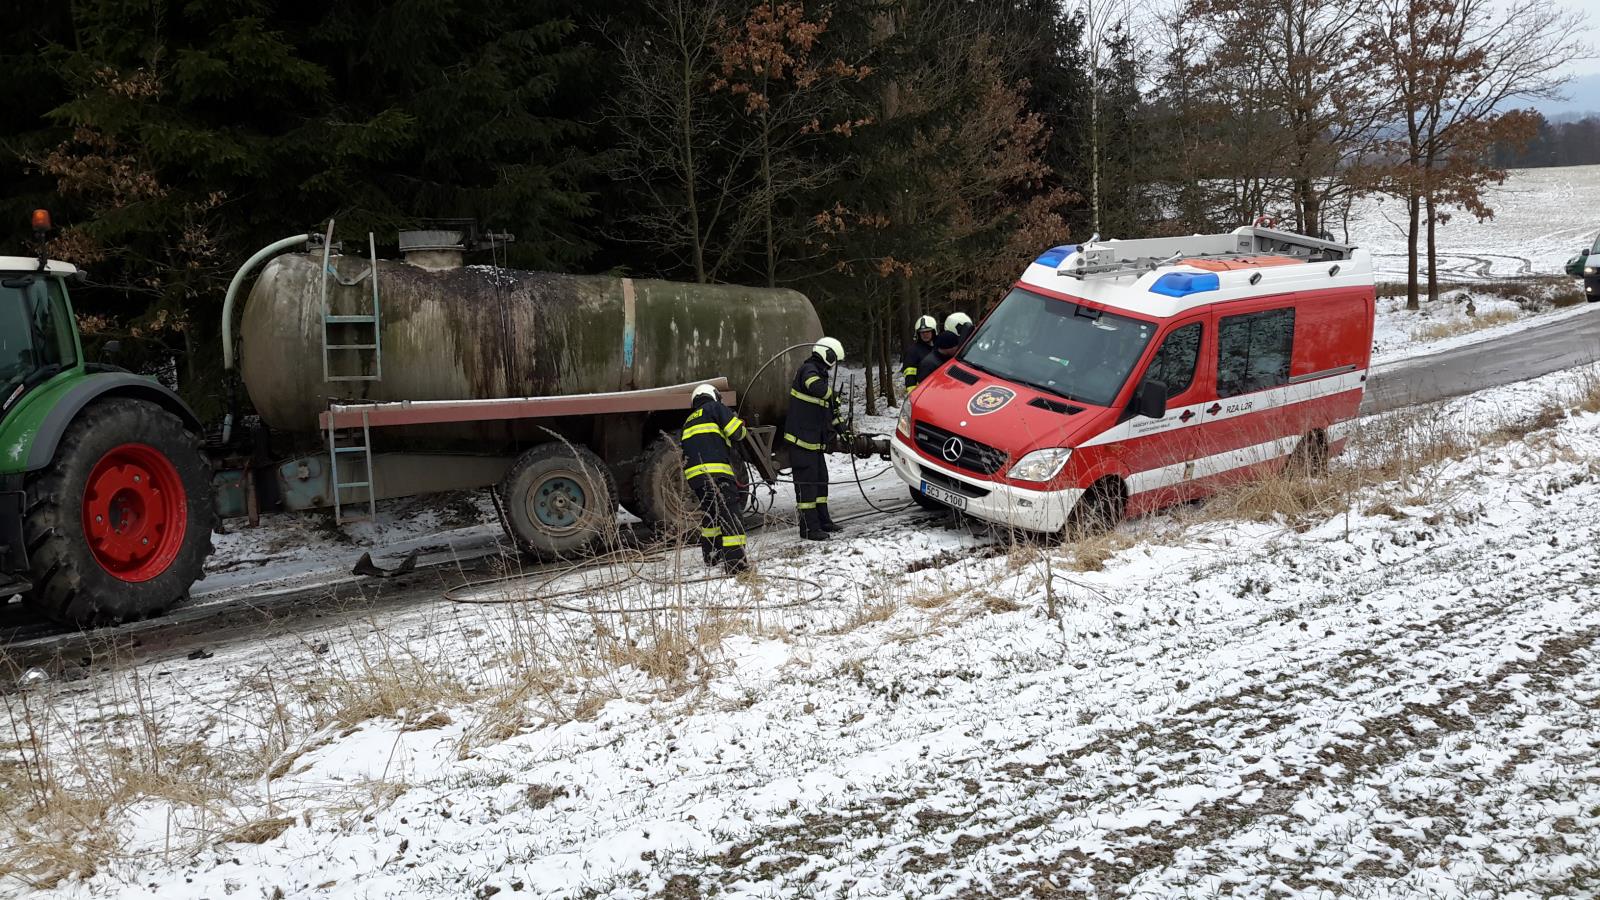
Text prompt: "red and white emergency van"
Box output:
[[891, 226, 1375, 533]]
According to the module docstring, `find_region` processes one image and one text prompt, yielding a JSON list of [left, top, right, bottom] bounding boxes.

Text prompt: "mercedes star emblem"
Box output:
[[941, 437, 964, 462]]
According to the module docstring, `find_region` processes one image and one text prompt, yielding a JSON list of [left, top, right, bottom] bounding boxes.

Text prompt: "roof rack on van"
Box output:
[[1056, 226, 1356, 281]]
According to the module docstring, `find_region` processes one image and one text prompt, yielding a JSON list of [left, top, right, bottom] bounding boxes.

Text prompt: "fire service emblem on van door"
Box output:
[[967, 385, 1016, 416]]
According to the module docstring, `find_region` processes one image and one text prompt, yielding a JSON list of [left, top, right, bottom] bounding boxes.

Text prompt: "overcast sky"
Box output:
[[1559, 0, 1600, 74]]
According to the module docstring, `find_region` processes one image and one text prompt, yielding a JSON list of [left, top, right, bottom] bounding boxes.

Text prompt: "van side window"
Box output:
[[1144, 322, 1201, 395], [1217, 308, 1294, 398]]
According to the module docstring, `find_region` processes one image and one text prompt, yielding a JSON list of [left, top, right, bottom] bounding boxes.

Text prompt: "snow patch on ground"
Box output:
[[199, 492, 506, 601], [10, 364, 1600, 899], [1369, 284, 1598, 365]]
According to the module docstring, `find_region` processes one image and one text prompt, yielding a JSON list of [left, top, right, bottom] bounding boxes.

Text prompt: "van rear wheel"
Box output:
[[1287, 430, 1329, 477], [1064, 477, 1124, 541]]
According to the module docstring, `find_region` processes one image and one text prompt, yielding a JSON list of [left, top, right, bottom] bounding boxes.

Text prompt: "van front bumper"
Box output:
[[890, 437, 1083, 534]]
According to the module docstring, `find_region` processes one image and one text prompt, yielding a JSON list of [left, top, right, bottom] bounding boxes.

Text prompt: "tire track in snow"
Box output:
[[679, 471, 1600, 896]]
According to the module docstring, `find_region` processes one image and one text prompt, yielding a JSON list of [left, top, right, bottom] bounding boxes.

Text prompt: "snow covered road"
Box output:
[[15, 370, 1600, 899]]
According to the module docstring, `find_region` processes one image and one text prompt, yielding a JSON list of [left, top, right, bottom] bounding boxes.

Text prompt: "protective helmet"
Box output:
[[813, 336, 845, 366], [944, 312, 973, 333], [691, 383, 720, 404], [914, 315, 938, 335]]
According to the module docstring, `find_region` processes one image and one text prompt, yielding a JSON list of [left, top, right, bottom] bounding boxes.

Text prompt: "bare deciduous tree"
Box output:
[[1362, 0, 1587, 308], [606, 0, 761, 283]]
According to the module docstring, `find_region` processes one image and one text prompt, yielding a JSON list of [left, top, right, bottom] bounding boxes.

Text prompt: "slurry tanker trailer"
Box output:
[[0, 217, 822, 624]]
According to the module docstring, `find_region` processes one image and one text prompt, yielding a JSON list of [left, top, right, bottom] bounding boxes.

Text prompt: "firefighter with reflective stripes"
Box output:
[[785, 337, 848, 540], [902, 315, 939, 391], [681, 383, 750, 574]]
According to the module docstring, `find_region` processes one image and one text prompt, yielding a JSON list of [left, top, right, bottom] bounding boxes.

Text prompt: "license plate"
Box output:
[[921, 480, 968, 510]]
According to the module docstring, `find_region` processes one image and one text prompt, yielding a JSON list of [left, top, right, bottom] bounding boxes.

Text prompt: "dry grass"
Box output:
[[0, 509, 756, 887], [1408, 307, 1521, 342], [1379, 275, 1583, 308], [1063, 529, 1139, 572]]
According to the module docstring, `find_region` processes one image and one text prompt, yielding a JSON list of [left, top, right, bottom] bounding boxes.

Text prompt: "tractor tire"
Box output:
[[22, 398, 215, 625], [498, 442, 618, 559], [907, 486, 948, 512], [631, 434, 699, 541]]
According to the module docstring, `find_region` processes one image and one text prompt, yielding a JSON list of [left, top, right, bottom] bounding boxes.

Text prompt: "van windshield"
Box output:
[[957, 287, 1157, 407]]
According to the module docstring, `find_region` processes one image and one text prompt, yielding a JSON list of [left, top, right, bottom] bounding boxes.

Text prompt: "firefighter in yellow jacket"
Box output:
[[785, 337, 849, 540], [681, 383, 749, 574]]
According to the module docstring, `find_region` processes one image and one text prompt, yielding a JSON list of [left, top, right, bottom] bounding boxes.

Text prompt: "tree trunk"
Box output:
[[899, 275, 917, 345], [878, 302, 895, 405], [864, 312, 878, 417], [680, 47, 706, 284], [761, 105, 776, 287], [1303, 186, 1321, 238], [1425, 190, 1439, 304], [1090, 82, 1102, 234], [1406, 190, 1421, 310]]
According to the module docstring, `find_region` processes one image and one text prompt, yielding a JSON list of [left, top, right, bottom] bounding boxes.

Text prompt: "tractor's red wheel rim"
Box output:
[[82, 442, 188, 582]]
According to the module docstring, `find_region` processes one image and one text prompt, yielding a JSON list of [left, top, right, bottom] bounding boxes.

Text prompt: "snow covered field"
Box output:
[[7, 363, 1600, 898], [1345, 163, 1600, 282]]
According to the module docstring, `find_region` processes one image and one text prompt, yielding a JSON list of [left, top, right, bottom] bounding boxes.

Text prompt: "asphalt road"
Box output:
[[1362, 303, 1600, 414]]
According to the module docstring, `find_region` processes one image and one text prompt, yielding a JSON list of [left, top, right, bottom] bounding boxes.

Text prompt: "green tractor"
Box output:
[[1, 211, 215, 624]]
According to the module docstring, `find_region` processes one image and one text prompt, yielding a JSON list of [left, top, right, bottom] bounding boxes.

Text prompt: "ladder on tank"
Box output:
[[319, 220, 383, 383], [326, 406, 377, 524], [318, 220, 383, 524]]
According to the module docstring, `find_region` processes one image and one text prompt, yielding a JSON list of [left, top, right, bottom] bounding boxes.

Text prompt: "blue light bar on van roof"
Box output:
[[1034, 245, 1079, 267], [1149, 271, 1220, 297]]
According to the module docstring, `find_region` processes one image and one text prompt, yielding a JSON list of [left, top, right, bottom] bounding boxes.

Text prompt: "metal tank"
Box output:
[[237, 251, 822, 439]]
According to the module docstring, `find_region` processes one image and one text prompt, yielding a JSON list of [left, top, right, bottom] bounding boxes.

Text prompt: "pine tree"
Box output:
[[8, 0, 600, 413]]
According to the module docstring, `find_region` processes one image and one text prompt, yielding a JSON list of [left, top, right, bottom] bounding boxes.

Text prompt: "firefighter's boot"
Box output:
[[817, 499, 844, 533], [799, 506, 829, 541]]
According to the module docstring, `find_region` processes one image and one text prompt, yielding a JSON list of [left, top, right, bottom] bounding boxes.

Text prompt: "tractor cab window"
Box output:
[[2, 277, 76, 396]]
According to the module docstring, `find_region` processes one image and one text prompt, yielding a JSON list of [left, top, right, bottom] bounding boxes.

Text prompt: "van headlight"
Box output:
[[1008, 448, 1072, 482], [896, 400, 913, 438], [1587, 266, 1597, 275]]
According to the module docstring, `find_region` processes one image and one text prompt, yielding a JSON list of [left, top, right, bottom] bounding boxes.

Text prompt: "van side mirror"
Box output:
[[1137, 380, 1169, 419]]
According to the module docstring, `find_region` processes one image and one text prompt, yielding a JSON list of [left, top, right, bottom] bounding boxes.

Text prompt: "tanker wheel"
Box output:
[[631, 434, 698, 541], [632, 434, 755, 541], [22, 399, 215, 625], [499, 442, 619, 559]]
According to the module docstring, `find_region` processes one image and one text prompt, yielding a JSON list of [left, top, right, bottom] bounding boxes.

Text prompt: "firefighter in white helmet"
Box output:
[[680, 383, 749, 574], [785, 337, 848, 539], [944, 311, 974, 343], [902, 315, 939, 391]]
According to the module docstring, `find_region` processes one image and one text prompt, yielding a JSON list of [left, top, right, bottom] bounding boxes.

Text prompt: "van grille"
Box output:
[[912, 421, 1008, 476]]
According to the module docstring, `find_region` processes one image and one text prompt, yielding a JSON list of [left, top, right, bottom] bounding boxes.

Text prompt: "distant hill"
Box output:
[[1530, 73, 1600, 120]]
